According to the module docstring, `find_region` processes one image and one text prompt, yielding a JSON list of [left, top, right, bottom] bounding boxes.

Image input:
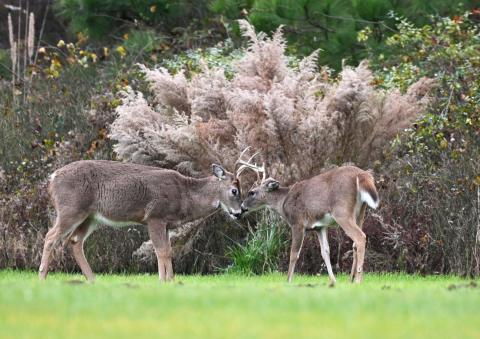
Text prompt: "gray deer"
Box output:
[[39, 158, 248, 282]]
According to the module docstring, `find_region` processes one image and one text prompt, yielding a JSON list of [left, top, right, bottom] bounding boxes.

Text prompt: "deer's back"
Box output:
[[49, 160, 184, 222], [283, 166, 367, 223]]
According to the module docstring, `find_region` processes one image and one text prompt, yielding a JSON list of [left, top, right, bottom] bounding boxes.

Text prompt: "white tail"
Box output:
[[357, 176, 379, 209]]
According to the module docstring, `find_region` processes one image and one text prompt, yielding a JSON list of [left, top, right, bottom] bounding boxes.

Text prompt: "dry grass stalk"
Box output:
[[27, 12, 35, 60], [8, 13, 16, 85], [7, 3, 36, 104]]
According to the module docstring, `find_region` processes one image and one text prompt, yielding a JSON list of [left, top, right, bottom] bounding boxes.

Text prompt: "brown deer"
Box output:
[[240, 162, 379, 286], [40, 157, 248, 282]]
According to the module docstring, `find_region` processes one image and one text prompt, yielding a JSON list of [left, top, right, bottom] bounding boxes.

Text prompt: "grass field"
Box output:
[[0, 271, 479, 339]]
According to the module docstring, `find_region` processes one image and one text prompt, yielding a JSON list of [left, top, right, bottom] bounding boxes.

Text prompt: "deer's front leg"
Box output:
[[287, 225, 305, 283], [147, 220, 173, 282], [316, 228, 336, 287]]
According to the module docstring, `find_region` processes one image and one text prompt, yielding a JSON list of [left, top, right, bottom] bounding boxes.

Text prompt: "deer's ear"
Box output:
[[212, 164, 226, 180], [266, 179, 279, 191]]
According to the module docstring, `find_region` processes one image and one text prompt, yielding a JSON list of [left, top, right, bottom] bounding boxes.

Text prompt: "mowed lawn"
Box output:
[[0, 271, 479, 339]]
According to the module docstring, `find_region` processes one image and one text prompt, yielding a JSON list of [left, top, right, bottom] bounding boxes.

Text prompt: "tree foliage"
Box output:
[[212, 0, 477, 68], [54, 0, 211, 39]]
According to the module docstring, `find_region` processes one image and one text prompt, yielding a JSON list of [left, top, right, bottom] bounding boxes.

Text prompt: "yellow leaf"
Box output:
[[51, 57, 62, 68], [77, 32, 88, 44], [123, 33, 129, 40], [150, 5, 157, 13], [474, 176, 480, 186], [57, 40, 65, 48], [116, 46, 126, 58]]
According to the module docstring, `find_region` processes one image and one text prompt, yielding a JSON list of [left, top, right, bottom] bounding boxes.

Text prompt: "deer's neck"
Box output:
[[266, 187, 290, 219], [183, 176, 222, 219]]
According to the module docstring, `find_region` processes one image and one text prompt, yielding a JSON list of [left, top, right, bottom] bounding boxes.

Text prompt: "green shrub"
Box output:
[[375, 11, 480, 160], [122, 29, 163, 54], [225, 211, 288, 275], [365, 11, 480, 276], [0, 49, 11, 80], [160, 38, 242, 77]]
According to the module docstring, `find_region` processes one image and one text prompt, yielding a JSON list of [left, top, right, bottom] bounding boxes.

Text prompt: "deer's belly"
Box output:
[[308, 213, 338, 229], [91, 213, 143, 228]]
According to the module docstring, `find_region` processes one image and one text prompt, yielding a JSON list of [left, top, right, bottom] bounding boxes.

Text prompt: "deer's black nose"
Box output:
[[233, 211, 242, 218]]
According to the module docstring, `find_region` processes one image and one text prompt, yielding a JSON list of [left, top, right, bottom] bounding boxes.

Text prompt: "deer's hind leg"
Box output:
[[350, 203, 367, 282], [69, 220, 97, 282], [39, 210, 88, 280], [333, 212, 366, 284]]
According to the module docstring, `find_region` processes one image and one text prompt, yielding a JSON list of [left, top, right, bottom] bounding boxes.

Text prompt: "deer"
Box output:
[[239, 159, 379, 286], [39, 152, 254, 283]]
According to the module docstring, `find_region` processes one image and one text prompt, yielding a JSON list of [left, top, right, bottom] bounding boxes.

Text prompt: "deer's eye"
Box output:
[[248, 191, 255, 197], [231, 188, 238, 196]]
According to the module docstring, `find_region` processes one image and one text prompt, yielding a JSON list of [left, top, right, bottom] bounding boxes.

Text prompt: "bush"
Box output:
[[364, 11, 480, 276], [110, 20, 434, 188], [160, 39, 242, 77], [0, 31, 140, 272]]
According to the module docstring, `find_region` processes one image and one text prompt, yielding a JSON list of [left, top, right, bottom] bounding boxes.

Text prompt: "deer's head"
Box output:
[[212, 147, 271, 219], [230, 148, 281, 212], [241, 178, 280, 212], [211, 164, 243, 219]]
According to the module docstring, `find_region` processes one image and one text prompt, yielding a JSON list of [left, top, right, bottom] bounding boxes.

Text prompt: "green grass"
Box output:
[[0, 270, 479, 339]]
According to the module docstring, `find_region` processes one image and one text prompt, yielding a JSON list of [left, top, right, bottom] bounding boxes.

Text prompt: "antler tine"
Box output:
[[236, 146, 251, 164], [234, 147, 268, 183], [235, 164, 249, 178], [236, 160, 265, 182], [236, 160, 264, 171], [245, 151, 260, 164], [234, 146, 251, 178], [236, 161, 262, 176], [235, 147, 262, 178]]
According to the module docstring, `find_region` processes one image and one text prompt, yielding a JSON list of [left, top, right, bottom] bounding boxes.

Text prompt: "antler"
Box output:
[[234, 147, 266, 182]]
